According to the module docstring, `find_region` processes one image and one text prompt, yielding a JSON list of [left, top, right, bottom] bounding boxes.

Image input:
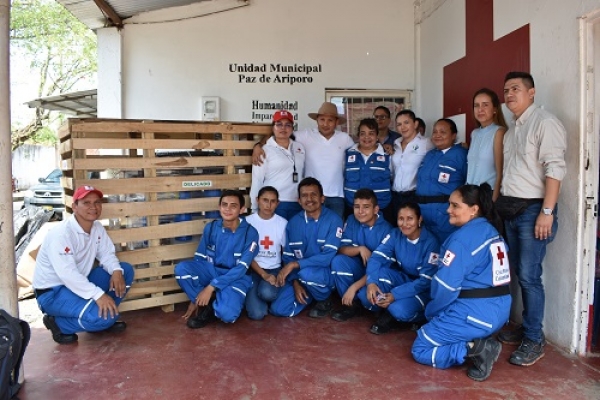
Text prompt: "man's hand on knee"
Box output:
[[96, 294, 119, 319], [109, 270, 126, 298]]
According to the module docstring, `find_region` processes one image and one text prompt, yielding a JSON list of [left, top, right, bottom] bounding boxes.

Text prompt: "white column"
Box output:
[[97, 27, 123, 118], [0, 0, 18, 315]]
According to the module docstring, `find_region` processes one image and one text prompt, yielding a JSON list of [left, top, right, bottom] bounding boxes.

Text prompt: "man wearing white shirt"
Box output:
[[254, 102, 354, 220], [33, 185, 134, 344]]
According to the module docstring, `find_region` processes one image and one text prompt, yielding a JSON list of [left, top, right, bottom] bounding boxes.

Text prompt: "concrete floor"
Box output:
[[16, 300, 600, 400]]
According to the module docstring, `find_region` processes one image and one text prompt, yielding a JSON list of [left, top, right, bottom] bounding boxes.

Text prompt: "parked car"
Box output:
[[23, 169, 65, 218]]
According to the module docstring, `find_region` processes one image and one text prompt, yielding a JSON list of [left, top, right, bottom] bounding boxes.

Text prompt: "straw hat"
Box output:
[[308, 102, 346, 124]]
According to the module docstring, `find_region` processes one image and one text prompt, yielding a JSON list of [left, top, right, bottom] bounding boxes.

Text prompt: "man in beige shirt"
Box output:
[[497, 71, 567, 367]]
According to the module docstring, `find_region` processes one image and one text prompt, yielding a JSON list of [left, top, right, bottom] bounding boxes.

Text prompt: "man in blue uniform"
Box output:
[[270, 177, 343, 318], [33, 185, 134, 344], [330, 189, 392, 321], [175, 190, 259, 329]]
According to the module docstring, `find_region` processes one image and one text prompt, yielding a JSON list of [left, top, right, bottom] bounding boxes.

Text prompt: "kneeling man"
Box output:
[[33, 185, 134, 344]]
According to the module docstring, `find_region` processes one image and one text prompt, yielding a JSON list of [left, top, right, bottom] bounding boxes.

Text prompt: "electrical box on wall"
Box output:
[[202, 96, 220, 121]]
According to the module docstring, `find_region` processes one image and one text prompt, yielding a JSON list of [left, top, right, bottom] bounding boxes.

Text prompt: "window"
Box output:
[[326, 89, 412, 138]]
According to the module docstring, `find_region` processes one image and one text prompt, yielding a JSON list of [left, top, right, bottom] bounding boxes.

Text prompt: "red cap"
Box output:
[[73, 185, 104, 202], [273, 110, 294, 123]]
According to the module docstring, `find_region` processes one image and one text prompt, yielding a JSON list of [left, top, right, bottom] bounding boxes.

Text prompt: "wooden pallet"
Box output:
[[59, 118, 270, 312]]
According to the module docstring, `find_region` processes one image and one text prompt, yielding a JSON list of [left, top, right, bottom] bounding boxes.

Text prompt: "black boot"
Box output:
[[187, 301, 216, 329], [308, 297, 333, 318], [331, 301, 361, 322], [43, 315, 78, 344], [466, 337, 502, 381]]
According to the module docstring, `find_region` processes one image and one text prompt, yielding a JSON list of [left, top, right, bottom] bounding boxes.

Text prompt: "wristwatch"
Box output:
[[541, 207, 553, 216]]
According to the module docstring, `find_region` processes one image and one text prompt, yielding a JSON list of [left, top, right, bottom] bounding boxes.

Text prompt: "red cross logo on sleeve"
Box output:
[[496, 245, 505, 266], [260, 236, 274, 250]]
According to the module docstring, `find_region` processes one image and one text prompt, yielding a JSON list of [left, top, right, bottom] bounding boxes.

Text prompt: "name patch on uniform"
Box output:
[[441, 250, 455, 266], [428, 252, 439, 265], [347, 155, 356, 163], [491, 242, 510, 286], [294, 249, 304, 259], [377, 155, 386, 162], [336, 227, 343, 238], [438, 172, 450, 183]]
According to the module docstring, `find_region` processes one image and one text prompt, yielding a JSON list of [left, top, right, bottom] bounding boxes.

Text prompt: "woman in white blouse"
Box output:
[[250, 110, 306, 220], [390, 110, 433, 220]]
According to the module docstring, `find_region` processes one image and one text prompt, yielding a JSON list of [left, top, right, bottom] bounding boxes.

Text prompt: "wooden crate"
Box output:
[[59, 118, 270, 312]]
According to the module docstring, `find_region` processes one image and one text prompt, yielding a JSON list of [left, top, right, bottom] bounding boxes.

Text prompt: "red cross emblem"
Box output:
[[496, 245, 505, 266], [64, 247, 71, 254], [260, 236, 274, 250], [443, 0, 530, 143]]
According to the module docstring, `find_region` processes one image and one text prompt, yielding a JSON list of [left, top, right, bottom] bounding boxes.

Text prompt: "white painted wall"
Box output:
[[418, 0, 600, 352], [97, 0, 414, 128], [11, 145, 59, 189], [97, 27, 123, 118], [93, 0, 600, 352]]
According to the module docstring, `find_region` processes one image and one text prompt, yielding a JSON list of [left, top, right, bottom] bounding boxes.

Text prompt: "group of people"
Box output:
[[32, 71, 566, 383]]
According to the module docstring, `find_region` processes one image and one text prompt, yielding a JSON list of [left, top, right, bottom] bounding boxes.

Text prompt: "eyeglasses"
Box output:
[[373, 115, 389, 120], [274, 122, 293, 129]]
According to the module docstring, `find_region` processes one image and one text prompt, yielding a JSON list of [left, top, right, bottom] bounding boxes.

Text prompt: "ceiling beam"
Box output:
[[92, 0, 123, 28]]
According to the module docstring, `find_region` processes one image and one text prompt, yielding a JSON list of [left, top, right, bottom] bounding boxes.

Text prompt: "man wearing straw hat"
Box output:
[[253, 102, 354, 220]]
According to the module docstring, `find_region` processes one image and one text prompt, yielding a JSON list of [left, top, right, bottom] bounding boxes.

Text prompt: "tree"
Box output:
[[10, 0, 97, 150]]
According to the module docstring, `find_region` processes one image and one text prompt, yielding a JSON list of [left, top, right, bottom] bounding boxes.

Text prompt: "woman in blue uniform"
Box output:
[[343, 118, 392, 217], [411, 183, 511, 382], [415, 118, 467, 243], [357, 202, 440, 334]]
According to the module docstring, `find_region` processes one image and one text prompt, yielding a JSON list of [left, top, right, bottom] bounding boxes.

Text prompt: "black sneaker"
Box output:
[[498, 326, 546, 346], [497, 325, 524, 345], [509, 338, 545, 366], [370, 310, 404, 335], [466, 337, 502, 381], [187, 302, 216, 329], [308, 298, 333, 318], [43, 315, 78, 345], [104, 320, 127, 333], [331, 304, 359, 322]]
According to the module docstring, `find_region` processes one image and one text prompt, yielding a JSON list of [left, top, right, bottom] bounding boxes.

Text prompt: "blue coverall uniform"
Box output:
[[331, 214, 392, 299], [412, 217, 511, 369], [416, 144, 467, 243], [270, 208, 343, 317], [358, 226, 440, 321], [343, 147, 392, 209], [175, 218, 259, 323]]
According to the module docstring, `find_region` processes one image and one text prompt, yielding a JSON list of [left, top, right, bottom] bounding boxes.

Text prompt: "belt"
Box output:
[[458, 285, 510, 299], [395, 190, 416, 197], [416, 195, 450, 204], [34, 287, 53, 298]]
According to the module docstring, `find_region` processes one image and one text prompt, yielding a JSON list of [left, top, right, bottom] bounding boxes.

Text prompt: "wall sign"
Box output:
[[251, 100, 299, 127], [229, 63, 322, 85]]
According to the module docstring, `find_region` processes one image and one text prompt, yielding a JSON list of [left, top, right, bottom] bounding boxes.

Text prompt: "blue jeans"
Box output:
[[504, 203, 558, 343], [324, 197, 345, 220], [246, 268, 282, 320]]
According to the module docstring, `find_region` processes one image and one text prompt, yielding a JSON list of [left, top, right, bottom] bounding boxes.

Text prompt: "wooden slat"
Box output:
[[119, 292, 189, 312], [66, 173, 251, 193], [132, 264, 175, 280], [127, 278, 180, 297], [116, 242, 197, 265], [66, 138, 257, 152], [71, 120, 270, 134], [71, 155, 252, 170]]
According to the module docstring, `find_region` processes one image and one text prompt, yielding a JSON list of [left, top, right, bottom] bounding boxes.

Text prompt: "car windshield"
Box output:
[[45, 169, 62, 183]]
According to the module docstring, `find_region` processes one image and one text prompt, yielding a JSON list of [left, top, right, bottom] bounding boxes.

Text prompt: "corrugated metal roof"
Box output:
[[56, 0, 212, 30], [25, 89, 97, 117]]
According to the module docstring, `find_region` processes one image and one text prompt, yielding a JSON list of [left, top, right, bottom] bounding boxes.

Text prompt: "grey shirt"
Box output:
[[501, 103, 567, 199]]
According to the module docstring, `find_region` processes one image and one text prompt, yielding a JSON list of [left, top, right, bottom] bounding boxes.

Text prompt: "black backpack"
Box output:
[[0, 309, 31, 400]]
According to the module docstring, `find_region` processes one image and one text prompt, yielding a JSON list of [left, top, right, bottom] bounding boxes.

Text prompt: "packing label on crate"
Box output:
[[182, 180, 213, 188]]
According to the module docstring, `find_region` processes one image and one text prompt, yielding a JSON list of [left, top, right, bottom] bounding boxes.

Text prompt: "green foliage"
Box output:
[[10, 0, 97, 149], [31, 125, 58, 145]]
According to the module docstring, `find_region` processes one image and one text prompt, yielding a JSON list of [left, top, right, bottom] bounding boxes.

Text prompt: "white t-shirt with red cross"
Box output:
[[245, 213, 288, 270]]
